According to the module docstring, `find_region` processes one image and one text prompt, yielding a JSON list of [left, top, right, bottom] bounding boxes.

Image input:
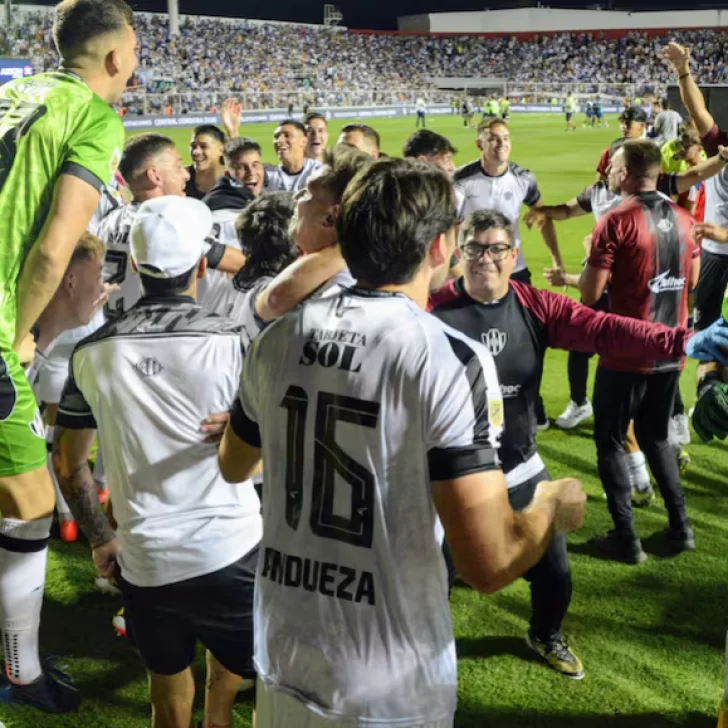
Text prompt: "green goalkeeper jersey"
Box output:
[[0, 69, 124, 351]]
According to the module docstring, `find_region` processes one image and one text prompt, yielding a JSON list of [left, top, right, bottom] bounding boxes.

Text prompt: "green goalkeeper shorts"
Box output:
[[0, 349, 47, 477]]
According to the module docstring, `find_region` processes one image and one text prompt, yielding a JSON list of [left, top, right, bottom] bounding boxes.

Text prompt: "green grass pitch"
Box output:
[[4, 113, 727, 728]]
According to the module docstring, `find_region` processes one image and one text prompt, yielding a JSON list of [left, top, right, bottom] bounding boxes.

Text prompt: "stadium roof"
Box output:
[[19, 0, 725, 30]]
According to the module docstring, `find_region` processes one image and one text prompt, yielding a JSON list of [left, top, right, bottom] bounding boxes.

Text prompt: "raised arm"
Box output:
[[255, 244, 346, 322], [663, 43, 715, 137], [674, 146, 728, 194]]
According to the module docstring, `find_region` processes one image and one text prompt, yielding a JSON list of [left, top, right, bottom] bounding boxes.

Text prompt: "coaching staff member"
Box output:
[[580, 139, 700, 564]]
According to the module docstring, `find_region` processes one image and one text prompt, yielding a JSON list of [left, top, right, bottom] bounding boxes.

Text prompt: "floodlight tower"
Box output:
[[323, 4, 343, 27], [168, 0, 180, 36]]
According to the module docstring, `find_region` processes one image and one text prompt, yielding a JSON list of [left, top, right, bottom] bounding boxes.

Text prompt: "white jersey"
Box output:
[[578, 176, 678, 222], [88, 183, 124, 236], [198, 209, 242, 316], [416, 98, 426, 113], [57, 297, 262, 588], [266, 158, 322, 193], [454, 160, 541, 273], [232, 288, 503, 725], [96, 202, 143, 319]]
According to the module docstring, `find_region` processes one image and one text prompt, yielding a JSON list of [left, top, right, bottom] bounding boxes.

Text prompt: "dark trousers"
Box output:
[[568, 350, 592, 406], [443, 469, 572, 643], [570, 353, 686, 415], [593, 367, 689, 538]]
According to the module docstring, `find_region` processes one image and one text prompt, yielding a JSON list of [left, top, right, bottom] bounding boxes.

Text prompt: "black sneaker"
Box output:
[[594, 530, 647, 564], [0, 662, 80, 713], [666, 525, 696, 553]]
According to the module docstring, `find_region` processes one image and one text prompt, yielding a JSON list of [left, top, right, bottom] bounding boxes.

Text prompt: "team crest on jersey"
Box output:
[[503, 190, 513, 201], [481, 328, 507, 356], [489, 400, 504, 428], [134, 357, 163, 378], [657, 218, 674, 234]]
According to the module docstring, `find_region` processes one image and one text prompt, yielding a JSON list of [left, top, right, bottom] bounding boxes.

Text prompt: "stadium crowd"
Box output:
[[3, 1, 728, 728], [3, 9, 728, 111]]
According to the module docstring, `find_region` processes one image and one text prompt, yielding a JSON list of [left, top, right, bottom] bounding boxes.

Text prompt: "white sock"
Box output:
[[46, 426, 72, 520], [93, 441, 106, 489], [0, 516, 52, 684], [626, 451, 651, 492]]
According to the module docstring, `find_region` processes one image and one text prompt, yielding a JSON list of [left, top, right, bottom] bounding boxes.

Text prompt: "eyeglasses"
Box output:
[[459, 242, 513, 262]]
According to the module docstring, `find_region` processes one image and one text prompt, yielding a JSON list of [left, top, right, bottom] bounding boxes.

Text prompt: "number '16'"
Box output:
[[280, 386, 379, 549]]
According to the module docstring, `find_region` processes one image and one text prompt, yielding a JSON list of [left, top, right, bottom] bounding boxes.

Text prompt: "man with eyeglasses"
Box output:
[[431, 209, 692, 680]]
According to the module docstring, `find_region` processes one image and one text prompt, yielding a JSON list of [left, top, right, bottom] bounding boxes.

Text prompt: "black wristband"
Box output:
[[697, 370, 722, 399], [678, 72, 691, 80]]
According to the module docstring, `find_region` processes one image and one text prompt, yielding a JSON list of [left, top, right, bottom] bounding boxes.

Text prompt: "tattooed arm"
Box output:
[[53, 427, 119, 575]]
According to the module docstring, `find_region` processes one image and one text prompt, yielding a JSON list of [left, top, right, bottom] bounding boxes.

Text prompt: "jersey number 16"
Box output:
[[281, 386, 380, 549]]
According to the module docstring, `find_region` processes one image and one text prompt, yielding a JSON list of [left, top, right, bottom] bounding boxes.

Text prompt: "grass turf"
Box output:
[[3, 113, 727, 728]]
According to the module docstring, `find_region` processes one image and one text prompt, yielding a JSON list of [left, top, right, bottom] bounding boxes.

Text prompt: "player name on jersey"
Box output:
[[299, 327, 367, 372], [261, 547, 376, 606]]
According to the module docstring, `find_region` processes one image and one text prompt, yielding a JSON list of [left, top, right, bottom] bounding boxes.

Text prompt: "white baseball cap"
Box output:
[[130, 196, 213, 279]]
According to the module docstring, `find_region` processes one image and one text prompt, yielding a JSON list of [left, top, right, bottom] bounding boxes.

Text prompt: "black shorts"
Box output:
[[694, 248, 728, 331], [117, 547, 258, 677], [566, 113, 573, 121]]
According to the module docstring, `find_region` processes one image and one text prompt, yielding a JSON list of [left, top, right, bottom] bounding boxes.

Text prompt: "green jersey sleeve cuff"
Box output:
[[60, 161, 105, 194]]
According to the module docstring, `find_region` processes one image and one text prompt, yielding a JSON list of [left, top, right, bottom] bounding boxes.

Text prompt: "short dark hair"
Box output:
[[460, 209, 515, 247], [315, 144, 373, 203], [53, 0, 133, 62], [661, 97, 670, 109], [234, 192, 298, 286], [224, 137, 262, 164], [140, 267, 197, 297], [193, 125, 226, 146], [403, 130, 457, 159], [119, 133, 175, 185], [341, 124, 381, 152], [622, 139, 661, 180], [304, 112, 327, 127], [275, 119, 307, 135], [337, 158, 456, 287]]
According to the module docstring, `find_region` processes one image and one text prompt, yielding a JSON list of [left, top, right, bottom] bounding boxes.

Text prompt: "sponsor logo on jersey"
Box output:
[[500, 384, 522, 399], [647, 270, 685, 294], [481, 328, 507, 356], [657, 217, 674, 234], [134, 357, 164, 378]]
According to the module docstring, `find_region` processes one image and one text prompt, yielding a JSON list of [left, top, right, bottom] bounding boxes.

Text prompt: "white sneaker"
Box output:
[[672, 414, 691, 447], [555, 400, 593, 430]]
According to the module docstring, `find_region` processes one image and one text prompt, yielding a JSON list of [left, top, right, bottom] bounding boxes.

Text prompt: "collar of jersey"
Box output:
[[479, 162, 509, 179], [456, 276, 511, 306], [55, 68, 87, 86], [137, 294, 197, 307], [346, 285, 407, 299]]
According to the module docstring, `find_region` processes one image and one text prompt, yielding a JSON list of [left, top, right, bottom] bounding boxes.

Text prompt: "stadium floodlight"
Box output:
[[324, 4, 343, 27]]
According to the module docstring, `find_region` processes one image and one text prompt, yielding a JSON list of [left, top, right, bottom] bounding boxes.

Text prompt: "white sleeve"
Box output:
[[424, 328, 504, 481]]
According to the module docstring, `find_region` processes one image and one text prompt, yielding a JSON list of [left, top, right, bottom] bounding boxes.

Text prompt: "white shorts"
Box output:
[[255, 681, 454, 728]]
